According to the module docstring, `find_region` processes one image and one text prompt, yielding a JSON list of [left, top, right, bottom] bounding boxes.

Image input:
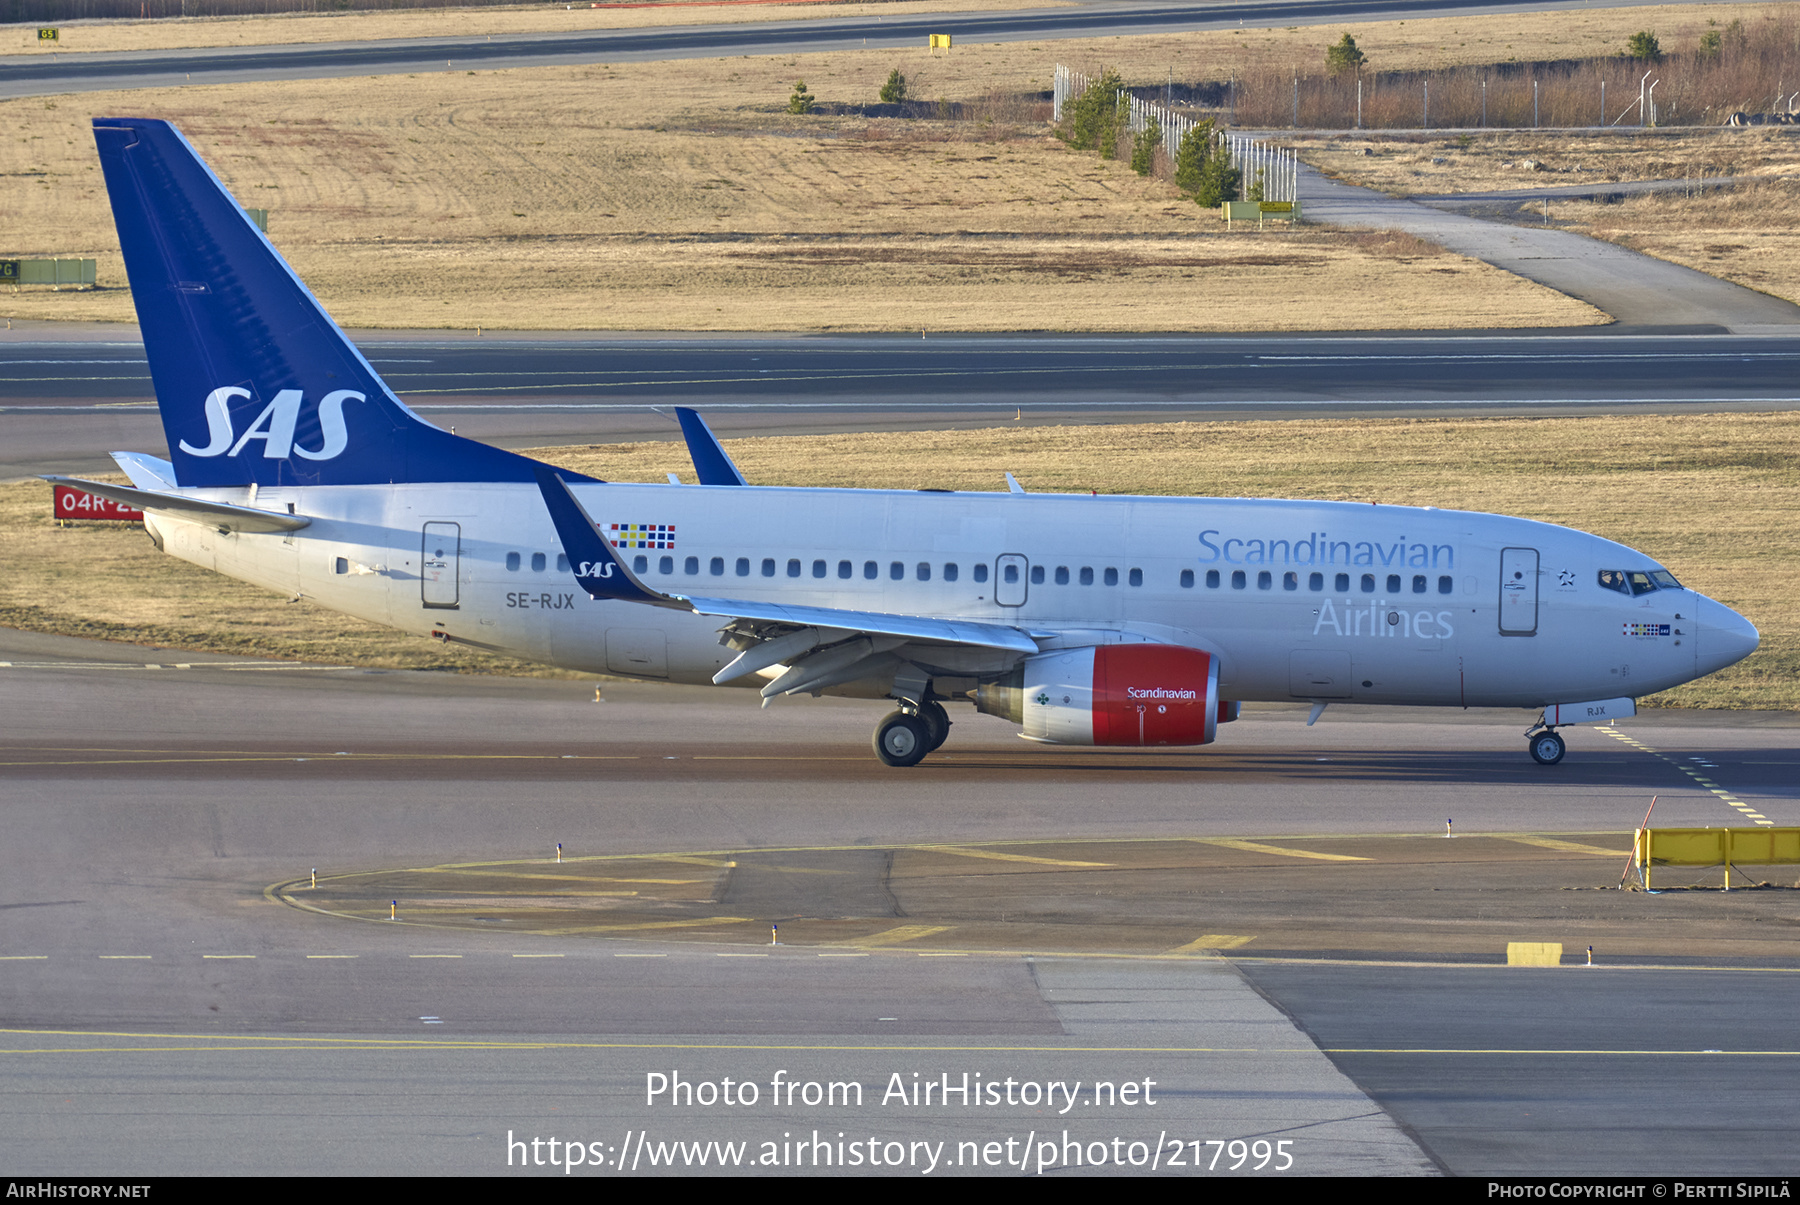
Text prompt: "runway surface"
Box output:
[[9, 330, 1800, 481], [2, 627, 1797, 1175], [0, 0, 1650, 100]]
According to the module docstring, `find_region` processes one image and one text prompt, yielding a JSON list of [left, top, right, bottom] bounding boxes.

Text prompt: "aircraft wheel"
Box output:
[[918, 700, 951, 752], [874, 711, 931, 767], [1529, 731, 1566, 765]]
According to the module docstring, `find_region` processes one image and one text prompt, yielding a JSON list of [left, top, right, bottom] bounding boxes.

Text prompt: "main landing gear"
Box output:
[[1525, 718, 1566, 766], [872, 699, 951, 767]]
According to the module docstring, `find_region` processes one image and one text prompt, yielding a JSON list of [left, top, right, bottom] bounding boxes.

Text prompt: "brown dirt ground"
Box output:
[[7, 412, 1792, 708]]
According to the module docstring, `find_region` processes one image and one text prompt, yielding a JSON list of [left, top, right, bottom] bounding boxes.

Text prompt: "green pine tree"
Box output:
[[1130, 117, 1162, 176]]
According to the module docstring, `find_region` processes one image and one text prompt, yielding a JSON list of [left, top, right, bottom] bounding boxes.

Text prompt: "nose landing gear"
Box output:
[[1525, 718, 1567, 766]]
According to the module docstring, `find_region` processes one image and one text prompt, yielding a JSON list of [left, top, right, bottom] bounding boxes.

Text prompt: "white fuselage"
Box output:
[[143, 480, 1747, 713]]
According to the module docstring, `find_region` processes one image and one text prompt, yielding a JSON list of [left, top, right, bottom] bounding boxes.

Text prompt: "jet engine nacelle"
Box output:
[[977, 645, 1222, 746]]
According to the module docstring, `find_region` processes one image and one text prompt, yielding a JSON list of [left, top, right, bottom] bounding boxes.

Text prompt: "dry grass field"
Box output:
[[1298, 128, 1800, 196], [11, 4, 1794, 330], [0, 64, 1598, 330], [1296, 128, 1800, 307], [6, 413, 1794, 709]]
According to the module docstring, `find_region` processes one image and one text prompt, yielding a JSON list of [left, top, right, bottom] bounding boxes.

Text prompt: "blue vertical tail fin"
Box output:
[[93, 118, 584, 488]]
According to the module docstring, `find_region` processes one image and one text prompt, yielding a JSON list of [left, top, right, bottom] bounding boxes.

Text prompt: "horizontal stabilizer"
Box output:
[[43, 476, 311, 533], [110, 451, 177, 491]]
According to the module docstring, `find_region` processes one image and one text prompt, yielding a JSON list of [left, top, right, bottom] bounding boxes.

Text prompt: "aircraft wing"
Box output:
[[535, 468, 1040, 666], [42, 475, 312, 534]]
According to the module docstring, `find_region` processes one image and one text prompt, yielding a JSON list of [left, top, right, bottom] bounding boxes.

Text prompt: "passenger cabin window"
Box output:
[[812, 559, 827, 579], [890, 562, 904, 581], [787, 559, 801, 578], [917, 563, 931, 581], [685, 556, 700, 575], [1128, 568, 1143, 587], [1438, 575, 1454, 594], [1283, 571, 1298, 591], [1335, 573, 1350, 592], [531, 552, 547, 572], [1231, 570, 1246, 589], [838, 560, 852, 580], [633, 555, 648, 573], [736, 557, 750, 576], [506, 552, 521, 572], [1079, 567, 1095, 586], [1412, 574, 1427, 594], [557, 554, 569, 572], [710, 557, 725, 576], [1103, 567, 1119, 586], [1257, 570, 1272, 590], [944, 563, 959, 582], [762, 558, 776, 577], [1206, 570, 1220, 588], [1386, 574, 1401, 594], [1055, 567, 1070, 585], [1003, 564, 1019, 584], [1310, 572, 1324, 591], [864, 561, 878, 580], [973, 564, 989, 583], [1360, 573, 1375, 593], [1032, 566, 1046, 585], [1180, 569, 1194, 588], [660, 556, 674, 575]]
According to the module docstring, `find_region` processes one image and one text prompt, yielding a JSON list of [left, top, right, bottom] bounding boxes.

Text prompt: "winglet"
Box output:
[[532, 467, 685, 608], [675, 408, 748, 486]]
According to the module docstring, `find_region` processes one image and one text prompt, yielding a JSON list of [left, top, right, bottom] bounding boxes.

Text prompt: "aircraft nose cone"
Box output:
[[1697, 597, 1759, 675]]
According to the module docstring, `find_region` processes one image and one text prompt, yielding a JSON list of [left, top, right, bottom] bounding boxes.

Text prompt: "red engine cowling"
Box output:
[[978, 645, 1222, 747]]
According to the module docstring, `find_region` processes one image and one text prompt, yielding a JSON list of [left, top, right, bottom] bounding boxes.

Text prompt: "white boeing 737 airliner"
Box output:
[[56, 119, 1760, 767]]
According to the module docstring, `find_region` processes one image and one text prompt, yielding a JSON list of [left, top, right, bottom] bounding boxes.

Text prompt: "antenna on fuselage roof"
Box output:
[[1005, 473, 1025, 494]]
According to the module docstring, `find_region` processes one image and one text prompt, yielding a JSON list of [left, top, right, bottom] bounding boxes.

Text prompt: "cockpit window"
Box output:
[[1602, 568, 1682, 595]]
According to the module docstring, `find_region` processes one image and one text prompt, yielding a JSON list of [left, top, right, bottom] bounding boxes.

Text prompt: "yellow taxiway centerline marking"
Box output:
[[1167, 935, 1257, 954], [1500, 836, 1630, 857], [1190, 838, 1369, 862], [848, 925, 953, 948], [921, 846, 1112, 868]]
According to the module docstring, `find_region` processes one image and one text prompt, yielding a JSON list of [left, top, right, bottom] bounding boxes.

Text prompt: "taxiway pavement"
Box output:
[[2, 629, 1797, 1174]]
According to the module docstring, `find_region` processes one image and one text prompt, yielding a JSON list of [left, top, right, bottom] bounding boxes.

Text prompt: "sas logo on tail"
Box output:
[[179, 386, 364, 461], [575, 562, 617, 579]]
